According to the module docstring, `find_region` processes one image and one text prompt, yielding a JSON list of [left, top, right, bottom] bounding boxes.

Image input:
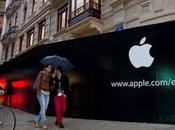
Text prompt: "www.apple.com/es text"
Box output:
[[111, 79, 175, 88]]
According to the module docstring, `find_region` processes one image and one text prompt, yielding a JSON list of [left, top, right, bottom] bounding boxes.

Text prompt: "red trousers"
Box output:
[[54, 96, 67, 125]]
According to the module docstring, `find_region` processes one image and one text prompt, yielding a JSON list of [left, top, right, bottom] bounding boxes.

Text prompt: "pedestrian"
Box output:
[[51, 66, 69, 128], [5, 81, 13, 106], [33, 64, 52, 129]]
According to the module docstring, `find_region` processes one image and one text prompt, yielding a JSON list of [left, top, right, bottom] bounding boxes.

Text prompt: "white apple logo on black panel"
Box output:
[[129, 37, 154, 68]]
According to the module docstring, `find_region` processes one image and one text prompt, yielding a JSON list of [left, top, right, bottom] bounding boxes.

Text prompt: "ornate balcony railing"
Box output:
[[69, 2, 101, 26], [1, 26, 19, 45], [0, 11, 4, 16], [5, 0, 21, 18]]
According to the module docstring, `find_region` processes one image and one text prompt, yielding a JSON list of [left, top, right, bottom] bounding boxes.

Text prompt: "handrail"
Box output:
[[5, 0, 20, 14], [71, 2, 101, 19], [2, 26, 18, 40]]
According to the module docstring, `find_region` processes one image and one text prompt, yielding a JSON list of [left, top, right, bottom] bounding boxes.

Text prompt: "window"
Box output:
[[71, 0, 75, 12], [43, 0, 47, 3], [11, 43, 15, 57], [19, 36, 24, 52], [77, 0, 84, 9], [70, 0, 90, 18], [58, 5, 68, 31], [15, 13, 18, 26], [38, 20, 46, 41], [5, 47, 8, 60], [9, 21, 11, 29], [32, 0, 36, 13], [69, 0, 101, 26], [27, 29, 34, 47], [23, 7, 27, 21]]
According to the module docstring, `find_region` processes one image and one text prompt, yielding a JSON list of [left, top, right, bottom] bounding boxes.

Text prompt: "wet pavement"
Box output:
[[12, 109, 175, 130]]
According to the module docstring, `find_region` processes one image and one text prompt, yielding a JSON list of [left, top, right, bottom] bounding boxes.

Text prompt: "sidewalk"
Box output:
[[13, 109, 175, 130]]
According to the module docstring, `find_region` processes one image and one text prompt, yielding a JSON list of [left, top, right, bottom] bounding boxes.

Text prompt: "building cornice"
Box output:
[[109, 0, 124, 8]]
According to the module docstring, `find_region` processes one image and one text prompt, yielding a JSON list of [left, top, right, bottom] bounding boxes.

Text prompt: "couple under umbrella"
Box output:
[[34, 55, 73, 129]]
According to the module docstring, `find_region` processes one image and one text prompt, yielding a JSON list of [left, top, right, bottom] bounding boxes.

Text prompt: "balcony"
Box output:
[[68, 2, 102, 37], [1, 26, 18, 46], [0, 11, 4, 16], [5, 0, 21, 19], [69, 2, 101, 26]]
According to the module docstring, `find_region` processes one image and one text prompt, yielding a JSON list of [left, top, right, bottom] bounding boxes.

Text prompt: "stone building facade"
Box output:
[[0, 0, 6, 64], [102, 0, 175, 32], [1, 0, 175, 63]]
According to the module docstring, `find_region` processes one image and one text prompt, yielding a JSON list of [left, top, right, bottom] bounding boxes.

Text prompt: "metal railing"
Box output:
[[71, 2, 89, 18], [71, 2, 101, 19], [5, 0, 21, 14], [2, 26, 18, 40], [0, 12, 4, 16]]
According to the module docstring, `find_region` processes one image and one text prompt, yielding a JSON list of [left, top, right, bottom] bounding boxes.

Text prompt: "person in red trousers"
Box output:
[[51, 66, 69, 128]]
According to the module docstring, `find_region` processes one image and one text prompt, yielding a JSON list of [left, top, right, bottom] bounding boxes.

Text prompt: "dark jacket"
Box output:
[[6, 82, 13, 95], [51, 74, 69, 96]]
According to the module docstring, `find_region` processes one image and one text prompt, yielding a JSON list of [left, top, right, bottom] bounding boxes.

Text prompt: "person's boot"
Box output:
[[34, 120, 40, 128], [55, 120, 58, 126], [59, 123, 64, 128]]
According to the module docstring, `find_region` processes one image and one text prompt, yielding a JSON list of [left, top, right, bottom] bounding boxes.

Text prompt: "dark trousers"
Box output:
[[5, 95, 11, 106]]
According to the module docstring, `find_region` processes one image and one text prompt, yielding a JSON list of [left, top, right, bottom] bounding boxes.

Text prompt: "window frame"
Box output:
[[71, 0, 90, 12], [38, 20, 46, 41], [27, 28, 34, 48], [70, 0, 100, 18], [23, 7, 27, 21], [5, 47, 8, 61], [57, 4, 68, 31], [32, 0, 37, 13], [11, 43, 15, 57], [15, 13, 18, 26], [70, 0, 90, 18], [19, 35, 24, 52]]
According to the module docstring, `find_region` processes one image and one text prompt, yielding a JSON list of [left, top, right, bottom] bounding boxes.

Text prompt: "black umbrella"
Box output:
[[40, 55, 74, 71]]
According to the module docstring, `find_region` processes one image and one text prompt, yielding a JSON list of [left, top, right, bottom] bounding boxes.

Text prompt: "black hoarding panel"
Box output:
[[1, 21, 175, 124]]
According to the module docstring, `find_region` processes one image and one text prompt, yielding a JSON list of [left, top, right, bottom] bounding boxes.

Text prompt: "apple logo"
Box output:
[[128, 37, 154, 68]]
